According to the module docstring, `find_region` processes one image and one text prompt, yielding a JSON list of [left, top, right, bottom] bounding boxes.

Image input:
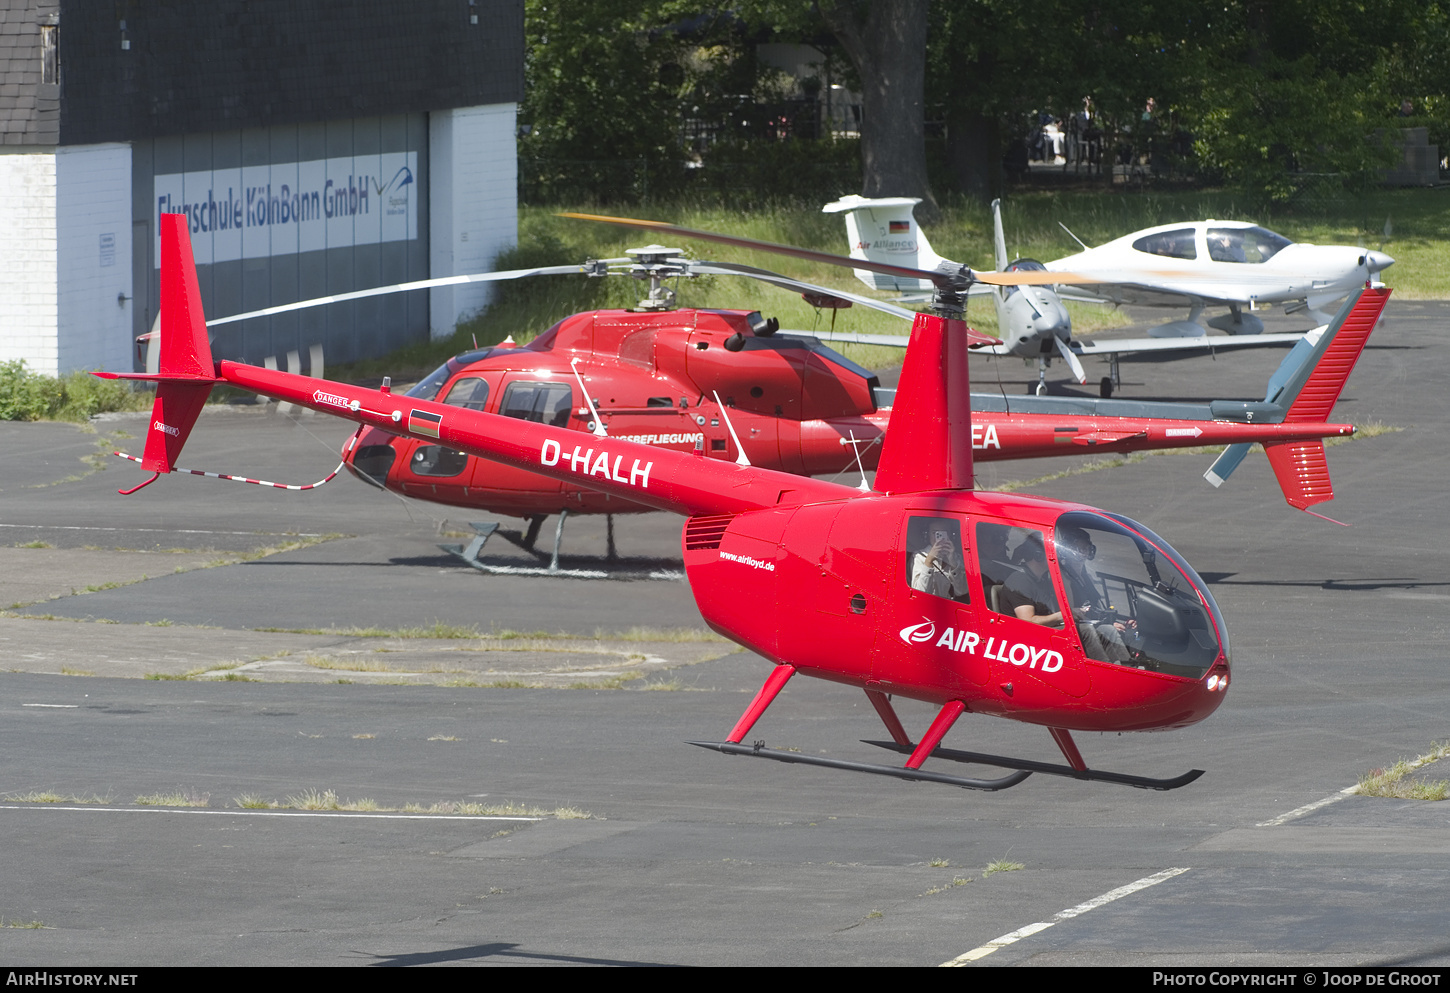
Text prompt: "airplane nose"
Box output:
[[1364, 250, 1395, 273]]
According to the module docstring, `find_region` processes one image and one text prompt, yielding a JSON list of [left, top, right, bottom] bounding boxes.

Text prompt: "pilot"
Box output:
[[1000, 533, 1063, 627], [911, 530, 968, 601], [1208, 231, 1247, 264], [1057, 526, 1135, 663]]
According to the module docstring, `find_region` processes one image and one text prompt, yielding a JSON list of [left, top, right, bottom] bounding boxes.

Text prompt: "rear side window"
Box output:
[[1132, 228, 1196, 260], [499, 381, 572, 427]]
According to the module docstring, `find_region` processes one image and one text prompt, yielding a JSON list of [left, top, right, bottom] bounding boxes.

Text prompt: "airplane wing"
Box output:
[[1069, 331, 1310, 357], [796, 329, 1308, 356]]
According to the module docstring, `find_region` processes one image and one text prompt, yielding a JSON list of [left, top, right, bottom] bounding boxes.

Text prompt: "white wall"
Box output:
[[56, 143, 132, 375], [0, 150, 59, 375], [429, 103, 518, 341]]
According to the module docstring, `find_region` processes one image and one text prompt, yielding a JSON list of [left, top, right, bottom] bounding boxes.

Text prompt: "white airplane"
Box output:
[[821, 196, 1375, 397], [1047, 218, 1394, 333]]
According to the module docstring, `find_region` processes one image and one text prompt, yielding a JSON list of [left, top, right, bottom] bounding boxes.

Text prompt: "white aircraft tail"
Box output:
[[822, 195, 947, 293], [991, 198, 1010, 271]]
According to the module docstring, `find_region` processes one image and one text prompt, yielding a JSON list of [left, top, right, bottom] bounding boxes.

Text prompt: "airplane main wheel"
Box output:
[[1099, 376, 1114, 398]]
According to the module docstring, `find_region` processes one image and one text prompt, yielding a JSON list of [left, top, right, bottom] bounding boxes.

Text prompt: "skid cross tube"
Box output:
[[862, 740, 1203, 791], [690, 740, 1031, 792]]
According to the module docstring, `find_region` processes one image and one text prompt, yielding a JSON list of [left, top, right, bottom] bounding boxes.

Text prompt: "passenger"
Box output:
[[1057, 526, 1135, 663], [910, 530, 969, 601], [1000, 533, 1063, 628]]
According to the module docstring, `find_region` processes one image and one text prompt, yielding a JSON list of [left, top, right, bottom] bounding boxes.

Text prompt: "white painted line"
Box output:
[[1257, 744, 1450, 827], [1257, 787, 1358, 827], [939, 867, 1191, 966], [22, 704, 78, 708], [0, 805, 541, 822], [0, 524, 323, 537]]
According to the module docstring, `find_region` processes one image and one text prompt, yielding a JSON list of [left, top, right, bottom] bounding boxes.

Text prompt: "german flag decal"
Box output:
[[408, 409, 442, 439], [889, 220, 910, 233]]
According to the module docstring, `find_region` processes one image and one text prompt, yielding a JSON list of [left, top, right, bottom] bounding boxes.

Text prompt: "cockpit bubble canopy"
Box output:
[[1052, 511, 1228, 678], [1206, 226, 1292, 264]]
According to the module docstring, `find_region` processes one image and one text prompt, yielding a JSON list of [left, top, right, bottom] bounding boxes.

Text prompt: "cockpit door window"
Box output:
[[499, 381, 572, 427], [977, 522, 1062, 628], [442, 376, 490, 411]]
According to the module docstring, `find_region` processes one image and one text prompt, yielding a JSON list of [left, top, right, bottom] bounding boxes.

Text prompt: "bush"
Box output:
[[0, 360, 150, 422], [0, 361, 62, 421]]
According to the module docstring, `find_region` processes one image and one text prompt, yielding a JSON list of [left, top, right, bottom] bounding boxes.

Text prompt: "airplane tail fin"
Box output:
[[1203, 284, 1390, 511], [991, 198, 1009, 271], [94, 214, 217, 486], [822, 195, 946, 293]]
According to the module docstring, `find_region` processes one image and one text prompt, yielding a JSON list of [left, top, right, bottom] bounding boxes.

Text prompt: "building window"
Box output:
[[40, 25, 59, 85]]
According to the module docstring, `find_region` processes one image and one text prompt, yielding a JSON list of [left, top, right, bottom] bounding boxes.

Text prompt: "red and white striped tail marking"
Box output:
[[114, 452, 345, 491]]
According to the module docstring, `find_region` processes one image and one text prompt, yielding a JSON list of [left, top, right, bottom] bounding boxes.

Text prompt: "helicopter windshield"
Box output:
[[1053, 511, 1223, 678]]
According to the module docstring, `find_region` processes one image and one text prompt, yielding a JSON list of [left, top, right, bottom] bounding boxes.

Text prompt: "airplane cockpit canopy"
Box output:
[[1003, 258, 1049, 298], [1206, 226, 1292, 264]]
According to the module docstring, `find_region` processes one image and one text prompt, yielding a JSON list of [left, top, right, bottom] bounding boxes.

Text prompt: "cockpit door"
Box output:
[[974, 520, 1090, 700]]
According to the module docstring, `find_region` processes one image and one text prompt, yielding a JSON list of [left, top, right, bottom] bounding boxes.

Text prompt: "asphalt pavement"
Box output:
[[1, 299, 1447, 967]]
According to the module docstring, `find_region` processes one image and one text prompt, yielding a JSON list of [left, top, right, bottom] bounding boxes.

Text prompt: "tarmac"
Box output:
[[1, 299, 1448, 966]]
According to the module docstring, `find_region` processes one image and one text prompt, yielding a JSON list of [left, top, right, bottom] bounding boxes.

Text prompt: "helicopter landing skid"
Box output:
[[688, 740, 1031, 792], [862, 740, 1203, 791], [439, 520, 683, 581]]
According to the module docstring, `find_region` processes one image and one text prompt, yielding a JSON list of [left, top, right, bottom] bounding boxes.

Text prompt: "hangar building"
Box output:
[[0, 0, 523, 376]]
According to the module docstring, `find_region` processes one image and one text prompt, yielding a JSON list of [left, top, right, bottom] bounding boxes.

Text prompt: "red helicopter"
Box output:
[[164, 229, 1384, 572], [105, 212, 1327, 793]]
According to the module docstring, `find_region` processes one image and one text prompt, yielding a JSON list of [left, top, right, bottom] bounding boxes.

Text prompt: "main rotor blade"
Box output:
[[205, 262, 628, 327], [686, 261, 917, 321], [561, 212, 1099, 288]]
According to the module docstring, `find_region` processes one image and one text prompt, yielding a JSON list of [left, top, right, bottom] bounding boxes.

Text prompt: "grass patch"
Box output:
[[59, 667, 94, 676], [234, 795, 277, 809], [1357, 742, 1450, 801], [983, 858, 1026, 876], [636, 678, 687, 691], [0, 918, 52, 929], [928, 857, 951, 868], [2, 791, 111, 805], [134, 790, 209, 808], [263, 789, 592, 818], [201, 533, 347, 570], [921, 877, 973, 897], [16, 540, 52, 549]]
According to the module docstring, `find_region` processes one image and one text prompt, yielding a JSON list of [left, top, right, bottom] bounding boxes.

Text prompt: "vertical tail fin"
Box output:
[[95, 214, 217, 486], [1204, 284, 1390, 512], [991, 198, 1009, 271], [873, 312, 974, 493], [822, 195, 947, 293], [1261, 439, 1337, 518]]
